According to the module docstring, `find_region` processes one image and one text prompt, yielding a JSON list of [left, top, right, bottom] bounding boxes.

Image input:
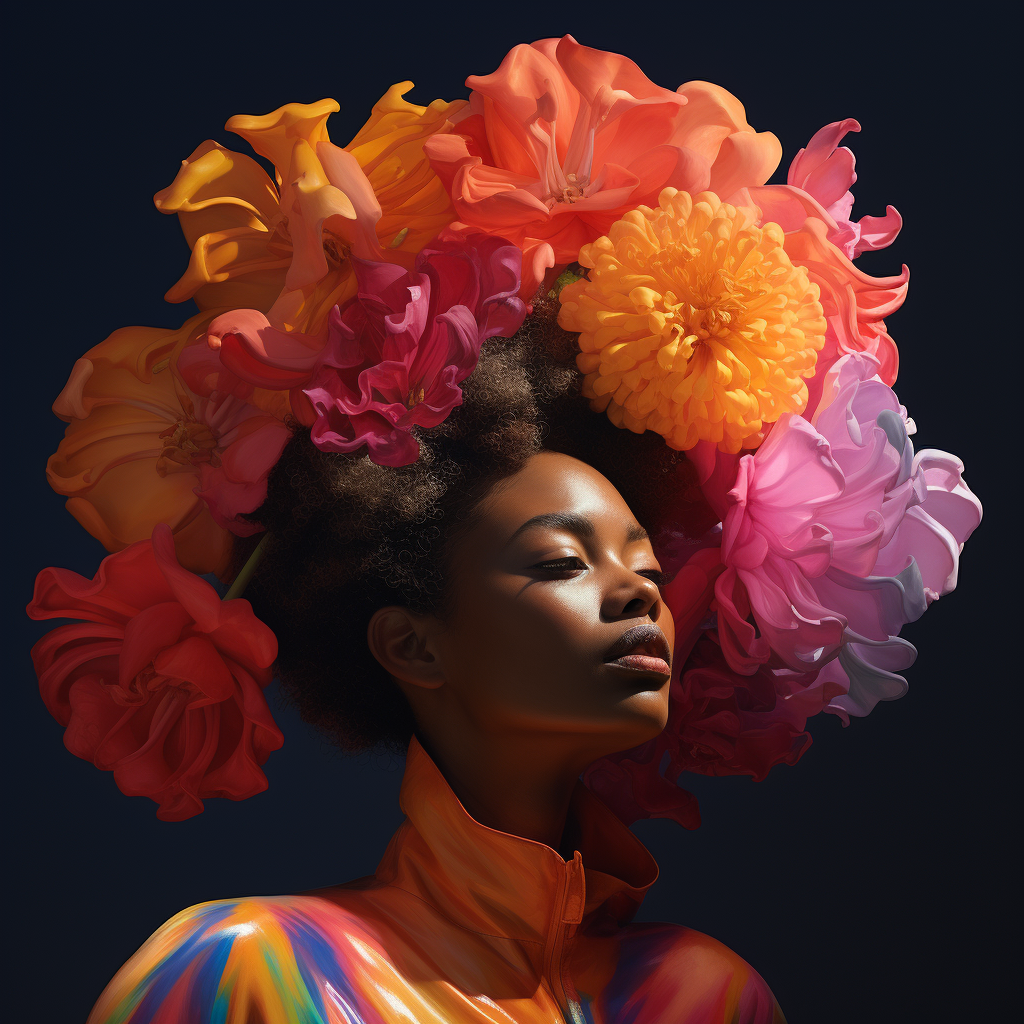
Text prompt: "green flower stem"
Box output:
[[224, 533, 270, 601]]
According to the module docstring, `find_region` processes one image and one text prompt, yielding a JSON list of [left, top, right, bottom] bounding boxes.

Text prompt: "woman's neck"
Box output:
[[413, 728, 594, 859]]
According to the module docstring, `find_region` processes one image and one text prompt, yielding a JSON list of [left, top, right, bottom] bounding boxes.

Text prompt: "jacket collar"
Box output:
[[374, 734, 659, 945]]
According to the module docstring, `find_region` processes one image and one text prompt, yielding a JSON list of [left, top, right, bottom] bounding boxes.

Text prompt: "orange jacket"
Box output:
[[89, 736, 786, 1023]]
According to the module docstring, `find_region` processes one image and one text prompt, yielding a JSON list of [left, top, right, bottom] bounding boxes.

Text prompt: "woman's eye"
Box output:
[[532, 559, 670, 588], [533, 557, 587, 572]]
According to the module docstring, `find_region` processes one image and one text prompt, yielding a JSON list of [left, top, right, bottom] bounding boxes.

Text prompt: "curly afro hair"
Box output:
[[240, 299, 714, 757]]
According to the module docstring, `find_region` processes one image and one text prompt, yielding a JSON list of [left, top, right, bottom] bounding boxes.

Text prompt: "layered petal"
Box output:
[[154, 140, 287, 312], [347, 81, 468, 255], [787, 119, 902, 259]]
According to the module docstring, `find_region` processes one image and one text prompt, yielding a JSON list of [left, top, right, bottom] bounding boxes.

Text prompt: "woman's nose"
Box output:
[[604, 571, 662, 621]]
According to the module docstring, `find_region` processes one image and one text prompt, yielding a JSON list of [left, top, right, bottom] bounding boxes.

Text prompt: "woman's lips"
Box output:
[[605, 653, 671, 677]]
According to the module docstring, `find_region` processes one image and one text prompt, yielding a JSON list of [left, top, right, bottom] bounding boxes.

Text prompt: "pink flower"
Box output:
[[173, 345, 292, 536], [303, 232, 525, 465], [425, 35, 781, 297], [201, 309, 326, 428], [787, 119, 902, 260], [191, 400, 291, 537], [713, 353, 982, 719], [27, 524, 283, 821]]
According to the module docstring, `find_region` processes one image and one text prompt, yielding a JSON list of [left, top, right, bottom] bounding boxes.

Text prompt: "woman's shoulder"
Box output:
[[86, 893, 382, 1024], [608, 920, 787, 1024]]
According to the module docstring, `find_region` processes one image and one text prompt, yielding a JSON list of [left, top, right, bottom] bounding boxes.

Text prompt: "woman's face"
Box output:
[[427, 449, 675, 754]]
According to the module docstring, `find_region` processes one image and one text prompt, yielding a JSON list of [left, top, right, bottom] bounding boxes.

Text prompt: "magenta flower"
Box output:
[[713, 353, 982, 720], [787, 119, 903, 260], [671, 637, 816, 781], [303, 233, 525, 465], [582, 626, 823, 829]]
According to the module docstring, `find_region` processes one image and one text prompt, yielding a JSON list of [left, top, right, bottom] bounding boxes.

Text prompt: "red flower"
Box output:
[[27, 524, 282, 821], [670, 636, 815, 782], [583, 546, 722, 828]]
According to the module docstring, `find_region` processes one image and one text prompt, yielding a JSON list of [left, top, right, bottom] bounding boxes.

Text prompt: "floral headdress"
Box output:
[[28, 36, 981, 826]]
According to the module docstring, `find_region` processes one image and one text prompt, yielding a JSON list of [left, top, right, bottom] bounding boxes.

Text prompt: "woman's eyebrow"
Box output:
[[503, 511, 649, 548]]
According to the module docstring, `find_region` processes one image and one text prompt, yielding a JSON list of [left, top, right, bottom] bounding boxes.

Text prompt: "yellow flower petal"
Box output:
[[154, 88, 463, 336], [226, 99, 340, 174], [346, 82, 467, 256]]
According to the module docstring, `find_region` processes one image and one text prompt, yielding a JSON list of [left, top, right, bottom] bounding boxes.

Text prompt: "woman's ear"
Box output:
[[366, 606, 446, 690]]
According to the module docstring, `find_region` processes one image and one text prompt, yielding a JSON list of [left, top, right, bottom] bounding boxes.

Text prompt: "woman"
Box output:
[[80, 313, 788, 1022], [72, 315, 782, 1019], [25, 32, 983, 1024]]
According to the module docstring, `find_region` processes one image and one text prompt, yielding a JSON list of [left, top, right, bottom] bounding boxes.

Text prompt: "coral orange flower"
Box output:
[[46, 312, 291, 576], [737, 182, 910, 415], [558, 189, 827, 453], [155, 86, 466, 338], [425, 35, 781, 298], [787, 119, 902, 260]]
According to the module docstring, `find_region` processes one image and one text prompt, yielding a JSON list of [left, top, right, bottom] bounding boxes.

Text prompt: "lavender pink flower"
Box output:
[[713, 352, 982, 720]]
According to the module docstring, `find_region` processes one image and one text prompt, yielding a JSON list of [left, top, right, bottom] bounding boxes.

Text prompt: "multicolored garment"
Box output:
[[88, 736, 785, 1024]]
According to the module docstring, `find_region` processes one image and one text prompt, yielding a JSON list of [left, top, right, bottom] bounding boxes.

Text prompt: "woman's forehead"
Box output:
[[474, 452, 641, 543]]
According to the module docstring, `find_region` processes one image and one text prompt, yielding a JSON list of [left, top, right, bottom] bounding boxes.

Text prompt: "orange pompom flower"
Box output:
[[558, 189, 827, 453]]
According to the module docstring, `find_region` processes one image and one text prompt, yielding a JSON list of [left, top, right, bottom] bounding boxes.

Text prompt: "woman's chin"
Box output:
[[590, 688, 670, 748]]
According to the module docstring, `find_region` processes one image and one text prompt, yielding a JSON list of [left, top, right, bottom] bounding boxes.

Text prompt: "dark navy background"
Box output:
[[11, 3, 1014, 1021]]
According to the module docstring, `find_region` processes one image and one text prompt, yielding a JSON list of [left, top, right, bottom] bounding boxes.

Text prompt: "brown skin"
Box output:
[[367, 451, 674, 860]]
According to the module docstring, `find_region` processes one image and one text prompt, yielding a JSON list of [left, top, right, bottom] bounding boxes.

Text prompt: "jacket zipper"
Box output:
[[550, 850, 586, 1024]]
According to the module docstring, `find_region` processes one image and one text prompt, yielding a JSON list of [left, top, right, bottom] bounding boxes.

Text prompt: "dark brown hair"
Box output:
[[240, 301, 712, 756]]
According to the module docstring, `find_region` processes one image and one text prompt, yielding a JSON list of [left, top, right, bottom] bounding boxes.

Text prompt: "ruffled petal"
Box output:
[[305, 233, 524, 463], [27, 528, 282, 820]]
